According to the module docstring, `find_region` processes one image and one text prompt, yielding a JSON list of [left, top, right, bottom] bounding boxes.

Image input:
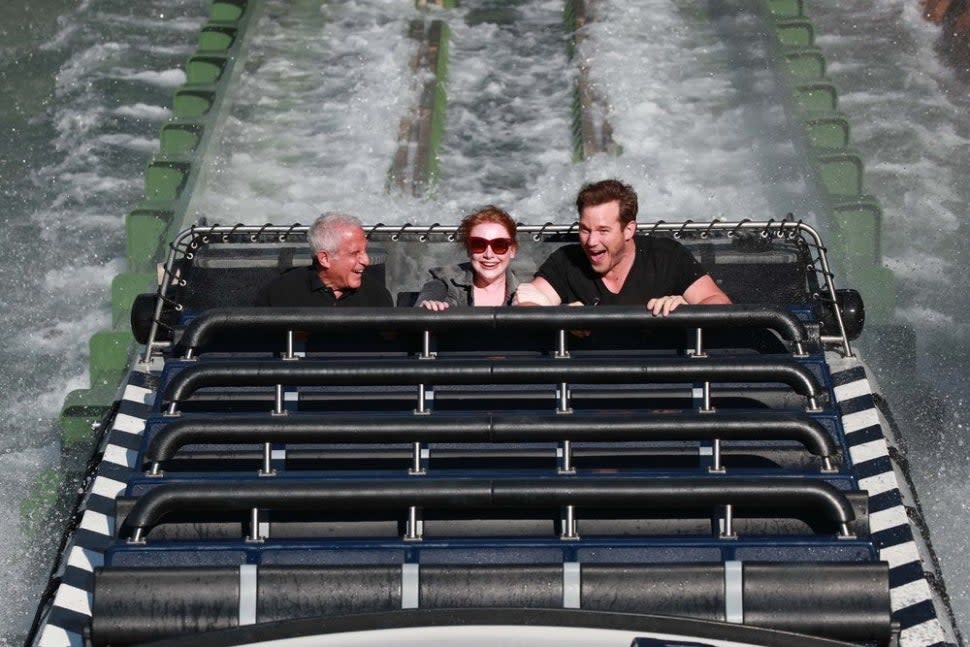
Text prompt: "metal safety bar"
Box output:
[[143, 411, 839, 477], [118, 476, 858, 542], [173, 304, 812, 359], [160, 356, 825, 415]]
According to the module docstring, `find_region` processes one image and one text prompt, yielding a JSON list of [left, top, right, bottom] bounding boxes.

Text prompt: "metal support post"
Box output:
[[246, 508, 265, 543], [561, 505, 579, 540], [405, 506, 423, 541], [720, 504, 737, 539], [708, 438, 725, 474], [272, 384, 286, 416], [259, 442, 276, 476], [283, 330, 297, 360]]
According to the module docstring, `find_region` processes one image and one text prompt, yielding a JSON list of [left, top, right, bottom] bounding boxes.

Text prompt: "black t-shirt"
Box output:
[[255, 265, 393, 307], [535, 237, 706, 305]]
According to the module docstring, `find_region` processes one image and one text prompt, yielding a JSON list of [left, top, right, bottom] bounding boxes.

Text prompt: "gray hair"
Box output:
[[307, 212, 363, 254]]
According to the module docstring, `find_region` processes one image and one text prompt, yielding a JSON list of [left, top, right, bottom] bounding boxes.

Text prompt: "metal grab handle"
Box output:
[[175, 304, 810, 356], [118, 476, 857, 540], [143, 411, 837, 466], [160, 356, 824, 410]]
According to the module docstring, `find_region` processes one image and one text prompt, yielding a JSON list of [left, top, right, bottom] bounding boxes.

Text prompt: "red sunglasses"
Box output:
[[467, 237, 513, 255]]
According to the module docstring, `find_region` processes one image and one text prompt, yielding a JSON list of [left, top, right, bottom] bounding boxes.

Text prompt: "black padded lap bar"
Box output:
[[742, 562, 891, 639], [420, 565, 563, 608], [257, 566, 402, 618], [92, 568, 239, 643], [161, 356, 823, 405], [118, 477, 856, 539], [144, 410, 836, 463], [91, 562, 890, 646], [176, 304, 808, 353]]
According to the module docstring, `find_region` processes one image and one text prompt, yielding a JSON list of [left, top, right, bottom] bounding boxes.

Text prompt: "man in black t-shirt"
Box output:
[[515, 180, 730, 315], [256, 212, 392, 307]]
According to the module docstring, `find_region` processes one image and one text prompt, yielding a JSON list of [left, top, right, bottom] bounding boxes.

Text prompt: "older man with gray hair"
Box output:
[[256, 212, 392, 307]]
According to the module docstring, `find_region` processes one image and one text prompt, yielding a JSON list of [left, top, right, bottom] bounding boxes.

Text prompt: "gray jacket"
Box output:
[[414, 262, 521, 307]]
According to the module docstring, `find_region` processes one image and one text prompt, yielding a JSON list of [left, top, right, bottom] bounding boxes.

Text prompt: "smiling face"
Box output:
[[578, 200, 636, 276], [316, 224, 370, 292], [466, 221, 516, 287]]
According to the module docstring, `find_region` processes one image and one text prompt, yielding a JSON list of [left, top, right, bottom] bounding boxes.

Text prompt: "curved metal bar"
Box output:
[[118, 477, 856, 540], [144, 411, 836, 464], [160, 357, 824, 407], [175, 305, 809, 355]]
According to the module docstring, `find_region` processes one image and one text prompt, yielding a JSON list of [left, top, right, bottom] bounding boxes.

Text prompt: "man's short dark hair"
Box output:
[[576, 179, 638, 226]]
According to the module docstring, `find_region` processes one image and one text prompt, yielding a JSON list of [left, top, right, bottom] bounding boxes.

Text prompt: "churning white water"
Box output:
[[0, 0, 208, 642]]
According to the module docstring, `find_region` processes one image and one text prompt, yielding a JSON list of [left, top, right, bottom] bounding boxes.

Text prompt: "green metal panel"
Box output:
[[144, 161, 189, 201], [112, 272, 155, 329], [766, 0, 804, 18], [760, 0, 896, 324], [126, 208, 172, 269], [570, 84, 584, 162], [198, 25, 237, 51], [815, 148, 864, 196], [160, 122, 204, 155], [784, 48, 826, 80], [773, 19, 814, 47], [185, 56, 228, 85], [830, 195, 884, 263], [173, 89, 215, 118], [804, 113, 850, 148], [425, 20, 450, 190], [59, 382, 122, 447], [88, 331, 133, 388], [841, 264, 896, 322], [210, 0, 247, 22], [794, 82, 838, 112]]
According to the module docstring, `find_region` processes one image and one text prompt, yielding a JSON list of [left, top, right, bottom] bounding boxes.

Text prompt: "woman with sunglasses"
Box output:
[[415, 206, 520, 310]]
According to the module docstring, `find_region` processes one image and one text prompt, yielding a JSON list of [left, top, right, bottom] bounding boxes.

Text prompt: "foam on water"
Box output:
[[0, 444, 63, 646], [191, 0, 820, 230], [581, 2, 819, 223], [431, 1, 574, 211], [96, 133, 162, 153], [0, 0, 209, 641], [810, 0, 970, 634], [112, 102, 172, 120], [190, 0, 419, 225], [115, 67, 187, 88]]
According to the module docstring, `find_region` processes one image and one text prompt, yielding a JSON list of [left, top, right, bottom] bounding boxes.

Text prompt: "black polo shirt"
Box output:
[[255, 265, 393, 307], [535, 237, 706, 306]]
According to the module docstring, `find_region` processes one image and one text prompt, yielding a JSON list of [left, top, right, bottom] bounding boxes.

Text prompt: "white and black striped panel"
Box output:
[[37, 372, 154, 647], [832, 364, 952, 647]]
